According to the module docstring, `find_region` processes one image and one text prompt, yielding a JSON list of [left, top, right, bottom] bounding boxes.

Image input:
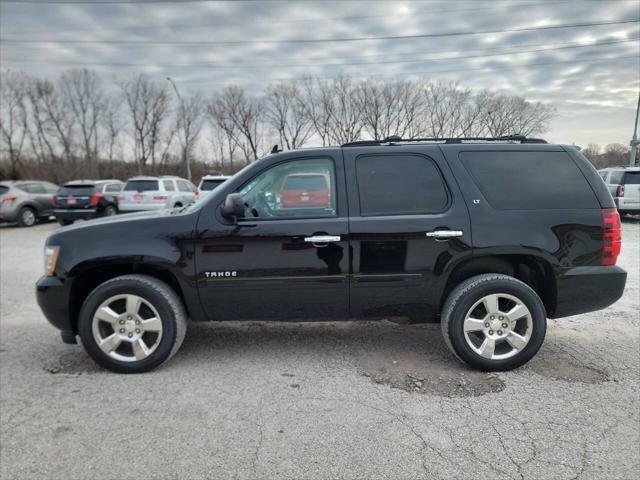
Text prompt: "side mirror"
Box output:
[[221, 193, 245, 220]]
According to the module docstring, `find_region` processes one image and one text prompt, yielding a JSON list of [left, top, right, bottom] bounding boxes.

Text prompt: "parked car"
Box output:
[[118, 176, 197, 212], [0, 180, 59, 227], [280, 173, 331, 208], [598, 166, 640, 215], [53, 180, 123, 226], [36, 135, 626, 373], [196, 175, 230, 201]]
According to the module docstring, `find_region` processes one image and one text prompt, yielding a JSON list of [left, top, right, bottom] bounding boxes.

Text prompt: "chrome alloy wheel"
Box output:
[[463, 293, 533, 360], [21, 208, 36, 226], [91, 294, 163, 362]]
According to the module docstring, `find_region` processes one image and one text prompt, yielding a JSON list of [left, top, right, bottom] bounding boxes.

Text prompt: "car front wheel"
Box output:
[[441, 274, 547, 371], [78, 274, 187, 373]]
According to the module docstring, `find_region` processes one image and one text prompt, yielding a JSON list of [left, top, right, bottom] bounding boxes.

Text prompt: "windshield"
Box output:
[[124, 180, 159, 192]]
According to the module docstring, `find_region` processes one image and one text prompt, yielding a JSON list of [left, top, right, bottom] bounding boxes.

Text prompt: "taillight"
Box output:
[[90, 193, 103, 206], [616, 185, 625, 197], [601, 208, 621, 266], [1, 196, 17, 203], [195, 190, 200, 199], [153, 195, 168, 201], [51, 195, 57, 206]]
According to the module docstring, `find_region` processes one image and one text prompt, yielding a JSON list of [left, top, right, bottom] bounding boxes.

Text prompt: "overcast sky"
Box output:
[[1, 0, 638, 147]]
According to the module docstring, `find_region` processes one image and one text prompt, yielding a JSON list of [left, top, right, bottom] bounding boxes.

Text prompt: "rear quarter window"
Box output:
[[459, 151, 599, 210]]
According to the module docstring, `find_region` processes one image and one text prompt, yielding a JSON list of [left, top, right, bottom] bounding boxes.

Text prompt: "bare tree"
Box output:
[[211, 86, 263, 162], [0, 70, 29, 176], [60, 69, 104, 169], [207, 97, 240, 171], [102, 94, 124, 162], [478, 92, 556, 137], [264, 81, 313, 150], [25, 78, 75, 170], [324, 75, 363, 144], [119, 74, 171, 173]]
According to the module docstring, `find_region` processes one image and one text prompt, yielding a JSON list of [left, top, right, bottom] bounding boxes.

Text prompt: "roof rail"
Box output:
[[341, 134, 547, 147]]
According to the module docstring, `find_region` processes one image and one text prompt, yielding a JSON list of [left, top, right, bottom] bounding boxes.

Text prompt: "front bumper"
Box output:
[[36, 275, 76, 343], [552, 265, 627, 318]]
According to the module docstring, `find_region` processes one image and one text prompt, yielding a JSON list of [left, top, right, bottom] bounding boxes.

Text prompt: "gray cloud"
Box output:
[[1, 0, 638, 145]]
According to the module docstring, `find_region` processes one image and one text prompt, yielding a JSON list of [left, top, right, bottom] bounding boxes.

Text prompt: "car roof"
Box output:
[[201, 175, 229, 180]]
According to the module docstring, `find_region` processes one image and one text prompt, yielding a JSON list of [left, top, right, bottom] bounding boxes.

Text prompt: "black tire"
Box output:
[[102, 204, 117, 217], [173, 202, 183, 208], [78, 274, 187, 373], [17, 206, 37, 227], [57, 218, 73, 226], [441, 274, 547, 371]]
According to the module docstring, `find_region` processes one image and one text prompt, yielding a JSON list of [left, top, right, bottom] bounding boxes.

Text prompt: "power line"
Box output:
[[1, 19, 637, 46], [1, 1, 571, 34], [2, 37, 635, 69]]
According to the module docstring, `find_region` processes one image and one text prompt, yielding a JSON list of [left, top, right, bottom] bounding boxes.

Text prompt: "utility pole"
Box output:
[[630, 91, 640, 167], [166, 77, 191, 181]]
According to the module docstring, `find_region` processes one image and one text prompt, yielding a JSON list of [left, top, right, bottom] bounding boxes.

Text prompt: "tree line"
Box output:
[[1, 68, 558, 183]]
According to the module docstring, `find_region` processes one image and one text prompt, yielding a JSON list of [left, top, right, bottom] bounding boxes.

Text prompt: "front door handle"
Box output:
[[426, 230, 464, 239], [304, 235, 341, 244]]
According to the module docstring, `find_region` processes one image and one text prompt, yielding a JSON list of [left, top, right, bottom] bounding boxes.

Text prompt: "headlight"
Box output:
[[44, 246, 60, 277]]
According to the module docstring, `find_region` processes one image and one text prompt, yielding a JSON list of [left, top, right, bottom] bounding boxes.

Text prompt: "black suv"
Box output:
[[53, 180, 123, 225], [36, 137, 626, 373]]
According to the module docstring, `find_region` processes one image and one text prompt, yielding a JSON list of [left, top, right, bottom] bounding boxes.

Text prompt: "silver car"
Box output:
[[118, 176, 197, 213], [0, 180, 59, 227], [598, 167, 640, 214]]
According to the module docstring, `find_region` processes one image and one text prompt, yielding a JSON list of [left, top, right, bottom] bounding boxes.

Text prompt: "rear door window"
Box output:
[[163, 180, 175, 191], [201, 179, 227, 191], [124, 180, 159, 192], [104, 183, 122, 193], [355, 154, 449, 216], [459, 151, 599, 210]]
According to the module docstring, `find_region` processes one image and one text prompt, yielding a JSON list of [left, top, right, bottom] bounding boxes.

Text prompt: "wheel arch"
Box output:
[[441, 254, 557, 317], [68, 260, 194, 334]]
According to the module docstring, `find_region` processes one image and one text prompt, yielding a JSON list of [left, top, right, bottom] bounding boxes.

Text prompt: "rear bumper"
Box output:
[[614, 198, 640, 212], [119, 203, 166, 212], [54, 208, 99, 221], [36, 275, 76, 343], [551, 265, 627, 318]]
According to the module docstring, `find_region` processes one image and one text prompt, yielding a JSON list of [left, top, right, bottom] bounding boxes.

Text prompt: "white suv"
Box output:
[[119, 176, 197, 212], [598, 167, 640, 215], [197, 175, 230, 201]]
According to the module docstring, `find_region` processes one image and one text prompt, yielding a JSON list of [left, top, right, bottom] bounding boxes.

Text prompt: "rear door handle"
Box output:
[[426, 230, 464, 239], [304, 235, 341, 244]]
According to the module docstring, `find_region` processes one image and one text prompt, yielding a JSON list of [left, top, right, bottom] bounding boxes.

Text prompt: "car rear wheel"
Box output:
[[57, 218, 73, 226], [17, 206, 37, 227], [103, 205, 117, 217], [441, 274, 546, 371], [78, 274, 187, 373]]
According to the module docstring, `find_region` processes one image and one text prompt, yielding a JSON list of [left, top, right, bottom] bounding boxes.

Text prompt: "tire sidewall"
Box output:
[[78, 279, 178, 373], [18, 207, 36, 227], [447, 278, 547, 371], [103, 205, 117, 216]]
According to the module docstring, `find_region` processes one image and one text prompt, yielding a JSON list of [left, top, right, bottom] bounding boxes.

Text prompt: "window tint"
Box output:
[[200, 179, 226, 191], [124, 180, 159, 192], [22, 183, 47, 194], [43, 182, 59, 194], [238, 158, 336, 219], [104, 183, 122, 193], [59, 185, 95, 196], [163, 180, 175, 191], [608, 171, 624, 184], [355, 154, 448, 216], [623, 172, 640, 184], [460, 151, 599, 210], [0, 185, 9, 196]]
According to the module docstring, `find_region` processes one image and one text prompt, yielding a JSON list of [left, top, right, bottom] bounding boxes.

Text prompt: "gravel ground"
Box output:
[[1, 218, 638, 480]]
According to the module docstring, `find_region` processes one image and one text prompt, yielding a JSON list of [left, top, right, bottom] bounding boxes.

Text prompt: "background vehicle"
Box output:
[[280, 173, 331, 208], [53, 180, 123, 226], [598, 167, 640, 214], [196, 175, 229, 201], [118, 176, 197, 212], [0, 180, 59, 227], [37, 136, 626, 373]]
